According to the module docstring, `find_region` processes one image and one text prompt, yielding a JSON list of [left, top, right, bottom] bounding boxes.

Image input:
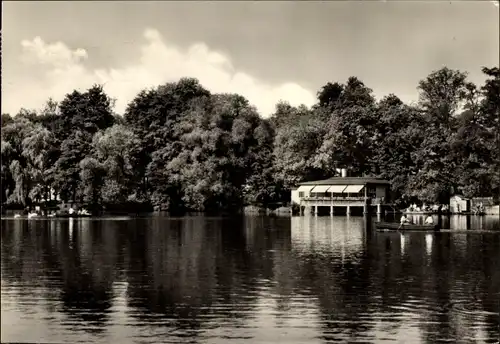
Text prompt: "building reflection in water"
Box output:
[[68, 218, 73, 242], [400, 233, 406, 256], [425, 234, 433, 257], [290, 216, 364, 261], [290, 216, 376, 342]]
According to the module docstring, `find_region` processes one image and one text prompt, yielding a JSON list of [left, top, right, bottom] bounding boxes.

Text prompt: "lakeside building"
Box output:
[[449, 195, 471, 214], [450, 195, 499, 215], [291, 169, 391, 216]]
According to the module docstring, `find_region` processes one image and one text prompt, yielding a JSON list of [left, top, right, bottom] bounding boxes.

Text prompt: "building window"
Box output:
[[299, 192, 304, 198]]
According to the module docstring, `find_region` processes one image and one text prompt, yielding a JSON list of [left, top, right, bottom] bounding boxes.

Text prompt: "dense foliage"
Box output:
[[1, 67, 499, 212]]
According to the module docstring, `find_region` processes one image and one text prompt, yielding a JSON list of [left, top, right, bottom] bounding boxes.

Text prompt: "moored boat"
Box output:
[[55, 213, 92, 218], [375, 221, 440, 231], [403, 211, 439, 215]]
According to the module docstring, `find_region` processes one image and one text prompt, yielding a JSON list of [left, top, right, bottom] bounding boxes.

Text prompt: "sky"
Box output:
[[2, 1, 499, 117]]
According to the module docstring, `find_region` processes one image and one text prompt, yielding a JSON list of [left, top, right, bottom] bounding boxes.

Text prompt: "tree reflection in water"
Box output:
[[0, 215, 499, 343]]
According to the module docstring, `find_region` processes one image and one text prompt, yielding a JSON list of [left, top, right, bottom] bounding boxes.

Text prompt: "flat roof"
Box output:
[[298, 177, 390, 186]]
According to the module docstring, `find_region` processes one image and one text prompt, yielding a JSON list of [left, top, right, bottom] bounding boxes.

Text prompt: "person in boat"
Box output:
[[399, 214, 411, 229], [425, 215, 434, 225], [400, 215, 411, 224]]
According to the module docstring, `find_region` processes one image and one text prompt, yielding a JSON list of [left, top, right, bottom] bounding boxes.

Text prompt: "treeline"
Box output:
[[1, 67, 499, 212]]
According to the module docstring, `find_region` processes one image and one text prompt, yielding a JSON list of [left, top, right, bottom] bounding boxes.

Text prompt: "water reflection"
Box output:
[[1, 215, 499, 343], [425, 234, 433, 256], [400, 233, 407, 256]]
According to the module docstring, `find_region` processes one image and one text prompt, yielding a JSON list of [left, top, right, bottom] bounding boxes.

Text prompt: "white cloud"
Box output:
[[20, 36, 88, 67], [4, 28, 316, 117]]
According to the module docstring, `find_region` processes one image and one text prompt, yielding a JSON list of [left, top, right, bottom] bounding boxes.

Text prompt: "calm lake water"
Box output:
[[1, 215, 499, 344]]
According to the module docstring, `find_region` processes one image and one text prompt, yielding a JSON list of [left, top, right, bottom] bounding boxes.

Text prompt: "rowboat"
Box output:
[[403, 211, 439, 215], [375, 221, 440, 231]]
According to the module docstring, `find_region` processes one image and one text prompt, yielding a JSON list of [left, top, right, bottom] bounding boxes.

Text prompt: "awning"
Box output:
[[310, 185, 330, 193], [297, 185, 316, 193], [343, 185, 365, 193], [327, 185, 348, 193]]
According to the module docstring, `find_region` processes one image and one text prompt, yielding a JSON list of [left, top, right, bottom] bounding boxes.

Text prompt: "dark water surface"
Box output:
[[1, 215, 499, 343]]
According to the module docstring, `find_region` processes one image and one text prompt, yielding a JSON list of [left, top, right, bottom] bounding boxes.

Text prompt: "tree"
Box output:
[[408, 67, 472, 203], [80, 157, 106, 211], [370, 95, 425, 204], [49, 85, 115, 203], [1, 140, 15, 204], [314, 105, 377, 176], [2, 116, 37, 206], [243, 119, 283, 207], [58, 85, 115, 139], [417, 67, 469, 123], [273, 108, 327, 189], [34, 98, 63, 134], [21, 124, 56, 204], [341, 76, 376, 108], [451, 67, 500, 199], [162, 93, 265, 212], [124, 78, 212, 203], [317, 82, 344, 107], [92, 124, 141, 204], [479, 67, 500, 200], [313, 77, 377, 177], [1, 113, 13, 128], [8, 160, 30, 207], [53, 130, 93, 202]]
